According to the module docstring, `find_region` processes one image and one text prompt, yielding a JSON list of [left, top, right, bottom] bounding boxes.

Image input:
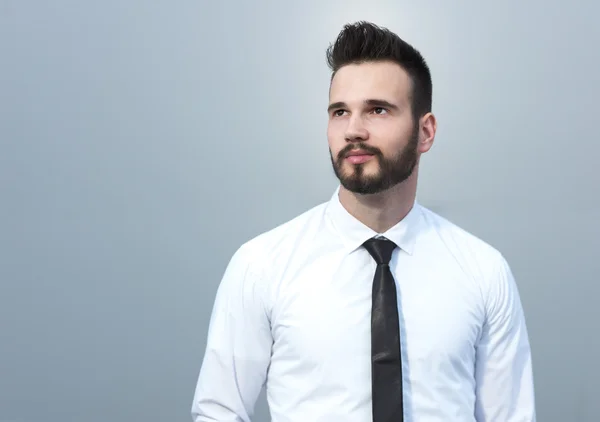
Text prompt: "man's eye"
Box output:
[[333, 110, 346, 117], [373, 107, 387, 115]]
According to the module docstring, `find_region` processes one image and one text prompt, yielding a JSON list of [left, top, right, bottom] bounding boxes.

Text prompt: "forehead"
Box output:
[[329, 61, 411, 106]]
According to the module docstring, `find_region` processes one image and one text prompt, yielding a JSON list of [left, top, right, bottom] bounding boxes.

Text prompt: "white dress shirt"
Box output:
[[191, 187, 536, 422]]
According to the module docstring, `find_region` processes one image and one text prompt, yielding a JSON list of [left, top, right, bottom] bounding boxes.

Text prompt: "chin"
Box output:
[[343, 184, 390, 196]]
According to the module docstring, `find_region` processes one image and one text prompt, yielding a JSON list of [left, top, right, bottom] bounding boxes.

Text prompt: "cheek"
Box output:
[[370, 123, 414, 152], [326, 123, 344, 151]]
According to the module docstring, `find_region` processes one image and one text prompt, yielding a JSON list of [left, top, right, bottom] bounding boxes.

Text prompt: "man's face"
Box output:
[[327, 61, 420, 195]]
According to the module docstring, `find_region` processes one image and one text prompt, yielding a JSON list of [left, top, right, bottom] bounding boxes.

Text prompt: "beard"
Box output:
[[329, 126, 419, 195]]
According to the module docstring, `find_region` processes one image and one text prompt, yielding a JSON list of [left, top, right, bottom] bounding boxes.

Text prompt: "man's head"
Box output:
[[326, 21, 436, 195]]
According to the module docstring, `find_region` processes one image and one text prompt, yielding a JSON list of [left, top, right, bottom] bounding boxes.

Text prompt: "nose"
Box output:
[[344, 115, 369, 143]]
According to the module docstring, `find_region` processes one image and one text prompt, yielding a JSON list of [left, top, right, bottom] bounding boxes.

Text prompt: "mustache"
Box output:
[[337, 143, 382, 160]]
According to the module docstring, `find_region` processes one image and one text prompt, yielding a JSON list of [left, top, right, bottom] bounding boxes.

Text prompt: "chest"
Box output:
[[268, 254, 485, 375]]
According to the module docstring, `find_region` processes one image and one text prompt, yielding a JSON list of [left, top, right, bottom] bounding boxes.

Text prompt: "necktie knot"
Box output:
[[363, 237, 397, 265]]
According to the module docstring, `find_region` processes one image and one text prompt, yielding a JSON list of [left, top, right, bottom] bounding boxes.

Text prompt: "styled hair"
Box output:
[[326, 21, 432, 119]]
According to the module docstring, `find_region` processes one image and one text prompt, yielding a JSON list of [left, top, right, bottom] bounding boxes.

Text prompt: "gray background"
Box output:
[[1, 1, 598, 421]]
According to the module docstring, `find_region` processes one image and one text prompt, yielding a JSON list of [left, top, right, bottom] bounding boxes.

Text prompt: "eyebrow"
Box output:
[[327, 99, 399, 113]]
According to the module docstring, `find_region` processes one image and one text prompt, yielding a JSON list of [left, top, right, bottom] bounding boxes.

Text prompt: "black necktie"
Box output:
[[363, 237, 403, 422]]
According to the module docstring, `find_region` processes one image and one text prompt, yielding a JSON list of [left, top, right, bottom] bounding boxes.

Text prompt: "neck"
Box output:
[[338, 169, 418, 233]]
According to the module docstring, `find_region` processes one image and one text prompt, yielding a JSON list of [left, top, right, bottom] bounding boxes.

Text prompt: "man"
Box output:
[[191, 21, 536, 422]]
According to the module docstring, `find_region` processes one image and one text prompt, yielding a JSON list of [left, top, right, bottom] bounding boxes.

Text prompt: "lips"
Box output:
[[345, 150, 374, 158], [345, 150, 375, 164]]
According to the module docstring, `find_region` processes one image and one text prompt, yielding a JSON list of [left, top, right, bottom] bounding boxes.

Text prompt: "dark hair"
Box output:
[[326, 21, 432, 120]]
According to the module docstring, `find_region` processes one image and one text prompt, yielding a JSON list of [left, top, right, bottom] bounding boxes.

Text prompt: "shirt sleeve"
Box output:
[[191, 244, 273, 422], [474, 254, 536, 421]]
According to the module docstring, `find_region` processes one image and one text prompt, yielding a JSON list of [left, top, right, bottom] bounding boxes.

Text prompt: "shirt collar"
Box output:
[[325, 186, 424, 256]]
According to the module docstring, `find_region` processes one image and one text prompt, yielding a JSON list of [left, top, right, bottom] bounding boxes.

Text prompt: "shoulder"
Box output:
[[215, 201, 329, 311], [228, 200, 330, 273], [418, 205, 515, 301], [419, 205, 505, 264]]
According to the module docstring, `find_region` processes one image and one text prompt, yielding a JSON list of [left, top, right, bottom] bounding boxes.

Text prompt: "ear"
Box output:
[[418, 112, 437, 153]]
